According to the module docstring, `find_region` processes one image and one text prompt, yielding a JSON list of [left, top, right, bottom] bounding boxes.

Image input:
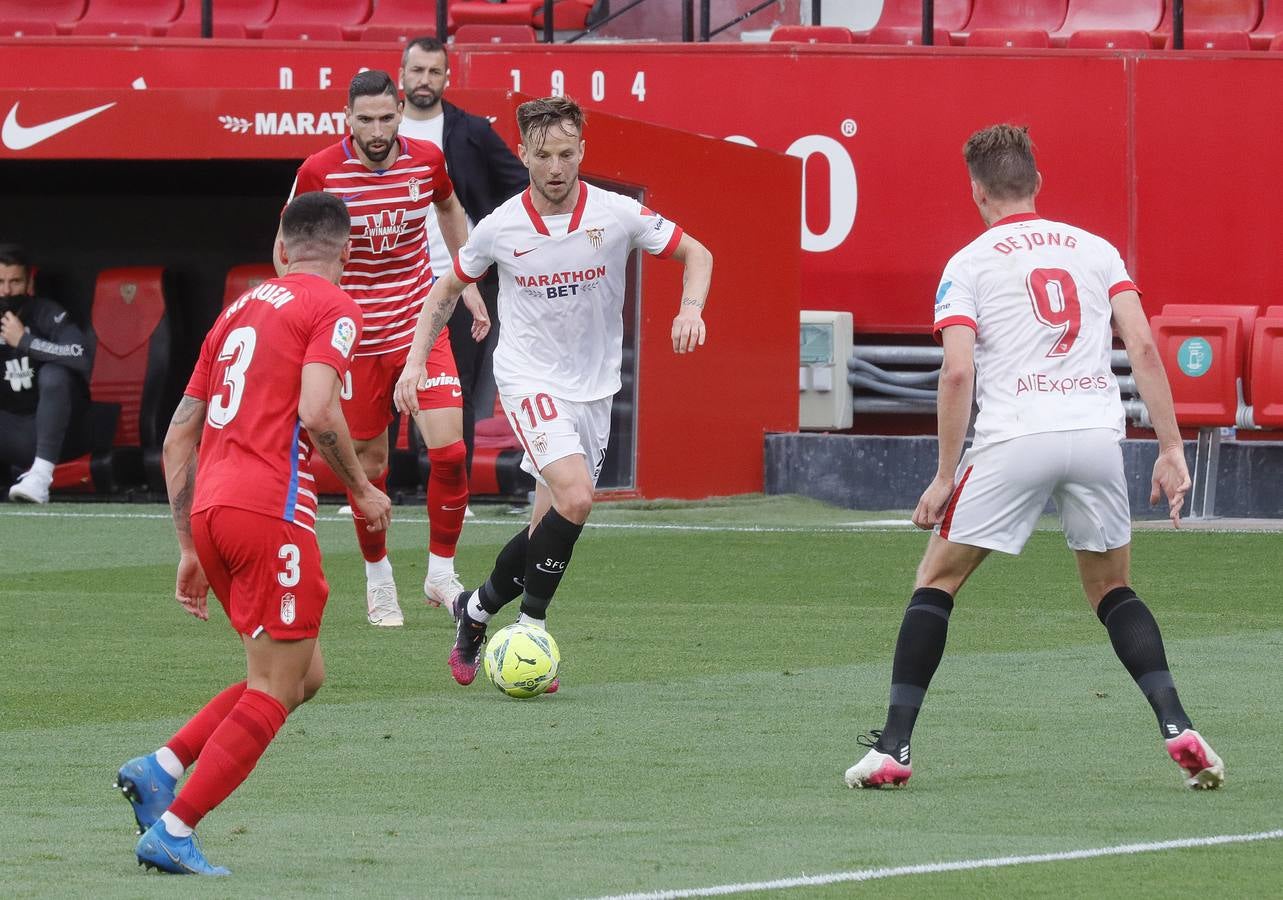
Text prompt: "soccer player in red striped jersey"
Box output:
[[278, 70, 490, 628], [117, 192, 392, 875]]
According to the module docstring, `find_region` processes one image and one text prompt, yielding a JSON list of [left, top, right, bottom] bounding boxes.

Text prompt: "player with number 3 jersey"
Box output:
[[393, 96, 714, 691], [116, 193, 391, 876], [844, 125, 1224, 793]]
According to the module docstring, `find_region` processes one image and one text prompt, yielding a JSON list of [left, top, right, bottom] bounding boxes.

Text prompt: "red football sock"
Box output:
[[166, 681, 248, 769], [349, 470, 389, 562], [427, 440, 468, 558], [167, 689, 288, 829]]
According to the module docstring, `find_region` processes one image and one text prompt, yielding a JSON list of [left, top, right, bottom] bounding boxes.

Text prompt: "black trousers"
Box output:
[[0, 363, 91, 474], [447, 272, 500, 474]]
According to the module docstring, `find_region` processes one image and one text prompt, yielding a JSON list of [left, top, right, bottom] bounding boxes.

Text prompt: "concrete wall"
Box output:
[[765, 434, 1283, 518]]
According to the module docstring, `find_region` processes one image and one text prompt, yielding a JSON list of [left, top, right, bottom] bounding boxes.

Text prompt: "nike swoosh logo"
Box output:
[[340, 191, 368, 204], [513, 248, 537, 257], [442, 503, 467, 511], [2, 102, 117, 151], [54, 312, 67, 323]]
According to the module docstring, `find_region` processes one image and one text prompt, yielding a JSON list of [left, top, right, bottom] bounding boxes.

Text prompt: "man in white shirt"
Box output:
[[394, 96, 713, 691], [845, 125, 1224, 791]]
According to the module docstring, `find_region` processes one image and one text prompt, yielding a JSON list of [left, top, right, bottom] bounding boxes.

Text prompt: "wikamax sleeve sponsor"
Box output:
[[20, 300, 93, 377]]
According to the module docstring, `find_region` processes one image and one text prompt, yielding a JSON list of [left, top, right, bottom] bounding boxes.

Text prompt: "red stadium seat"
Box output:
[[261, 20, 345, 40], [222, 264, 277, 308], [967, 27, 1051, 47], [0, 0, 88, 34], [1150, 313, 1243, 426], [1150, 0, 1262, 47], [453, 23, 537, 43], [263, 0, 371, 40], [72, 0, 181, 36], [165, 20, 249, 38], [956, 0, 1067, 41], [531, 0, 594, 31], [451, 1, 540, 29], [1050, 0, 1162, 45], [167, 0, 275, 37], [769, 25, 854, 43], [70, 19, 152, 36], [51, 267, 172, 495], [1251, 2, 1283, 48], [1164, 29, 1253, 50], [356, 0, 447, 40], [1249, 312, 1283, 427], [865, 25, 953, 46], [0, 20, 58, 36], [856, 0, 971, 36], [1162, 304, 1258, 398], [1065, 29, 1152, 49]]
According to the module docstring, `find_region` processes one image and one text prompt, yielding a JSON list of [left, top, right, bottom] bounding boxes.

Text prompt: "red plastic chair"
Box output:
[[1065, 29, 1152, 49], [0, 0, 88, 34], [1050, 0, 1162, 45], [453, 23, 537, 43], [1150, 313, 1244, 426], [451, 1, 539, 29], [1250, 1, 1283, 48], [1150, 0, 1262, 47], [261, 20, 345, 40], [222, 264, 277, 308], [967, 27, 1051, 48], [70, 19, 153, 36], [865, 25, 953, 45], [0, 20, 59, 36], [859, 0, 971, 33], [167, 0, 276, 37], [769, 25, 854, 43], [356, 0, 448, 39], [1162, 304, 1258, 395], [1164, 29, 1253, 50], [957, 0, 1067, 40], [1272, 32, 1283, 50], [72, 0, 181, 36], [262, 0, 371, 40], [1250, 312, 1283, 427], [532, 0, 594, 31]]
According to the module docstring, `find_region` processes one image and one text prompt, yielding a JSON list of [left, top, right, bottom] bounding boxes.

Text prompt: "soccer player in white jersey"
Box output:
[[845, 125, 1225, 791], [393, 96, 713, 689], [279, 71, 490, 628]]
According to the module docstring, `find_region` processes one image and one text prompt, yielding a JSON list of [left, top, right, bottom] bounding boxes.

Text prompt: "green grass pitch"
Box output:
[[1, 497, 1279, 898]]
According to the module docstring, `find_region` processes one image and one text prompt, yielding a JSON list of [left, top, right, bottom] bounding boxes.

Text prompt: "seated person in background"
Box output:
[[0, 244, 94, 504]]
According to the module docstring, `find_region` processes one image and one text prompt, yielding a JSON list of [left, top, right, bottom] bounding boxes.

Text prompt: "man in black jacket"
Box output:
[[398, 36, 528, 477], [1, 245, 95, 503]]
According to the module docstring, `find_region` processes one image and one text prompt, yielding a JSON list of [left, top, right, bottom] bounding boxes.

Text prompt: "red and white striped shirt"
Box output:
[[292, 136, 454, 357]]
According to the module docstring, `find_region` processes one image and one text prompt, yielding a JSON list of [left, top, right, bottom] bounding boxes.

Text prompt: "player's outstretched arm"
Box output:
[[913, 326, 975, 530], [1111, 291, 1189, 527], [163, 394, 211, 619], [393, 269, 469, 415], [432, 193, 490, 342], [300, 362, 391, 532], [669, 234, 713, 354]]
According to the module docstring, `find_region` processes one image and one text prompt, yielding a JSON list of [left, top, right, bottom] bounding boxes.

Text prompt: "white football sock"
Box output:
[[160, 811, 194, 838], [154, 746, 184, 780], [466, 593, 492, 623], [365, 556, 393, 583], [29, 457, 54, 479], [427, 553, 455, 580], [518, 613, 546, 631]]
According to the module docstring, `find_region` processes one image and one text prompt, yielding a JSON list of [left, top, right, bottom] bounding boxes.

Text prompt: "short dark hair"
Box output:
[[0, 243, 31, 271], [402, 36, 447, 68], [348, 69, 398, 108], [964, 124, 1038, 200], [517, 96, 585, 150], [281, 193, 350, 258]]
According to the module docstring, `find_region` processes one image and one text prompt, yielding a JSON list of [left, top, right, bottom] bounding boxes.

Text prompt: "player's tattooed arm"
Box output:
[[162, 395, 207, 552], [313, 429, 362, 485]]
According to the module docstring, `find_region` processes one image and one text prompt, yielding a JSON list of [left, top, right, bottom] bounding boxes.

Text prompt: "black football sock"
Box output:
[[877, 587, 955, 759], [1096, 586, 1193, 738], [477, 526, 530, 615], [519, 507, 584, 620]]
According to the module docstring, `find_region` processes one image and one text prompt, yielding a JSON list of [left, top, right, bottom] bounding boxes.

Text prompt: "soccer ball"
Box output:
[[483, 623, 560, 699]]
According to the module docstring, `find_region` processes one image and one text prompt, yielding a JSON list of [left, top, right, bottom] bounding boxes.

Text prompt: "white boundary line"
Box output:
[[586, 829, 1283, 900]]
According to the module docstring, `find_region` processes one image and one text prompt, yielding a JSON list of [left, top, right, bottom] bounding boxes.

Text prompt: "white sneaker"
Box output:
[[9, 469, 51, 504], [366, 580, 404, 627], [1165, 728, 1225, 790], [424, 570, 465, 610]]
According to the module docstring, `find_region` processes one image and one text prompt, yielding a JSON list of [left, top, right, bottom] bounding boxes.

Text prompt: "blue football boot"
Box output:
[[114, 754, 177, 834], [135, 820, 231, 876]]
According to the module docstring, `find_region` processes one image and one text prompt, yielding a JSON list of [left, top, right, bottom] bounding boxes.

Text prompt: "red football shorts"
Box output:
[[192, 506, 329, 640], [342, 332, 461, 441]]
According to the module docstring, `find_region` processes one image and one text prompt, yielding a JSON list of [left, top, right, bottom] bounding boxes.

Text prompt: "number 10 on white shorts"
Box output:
[[501, 391, 613, 486]]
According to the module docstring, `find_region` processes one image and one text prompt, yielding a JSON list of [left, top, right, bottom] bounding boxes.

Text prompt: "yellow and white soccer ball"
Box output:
[[483, 623, 560, 698]]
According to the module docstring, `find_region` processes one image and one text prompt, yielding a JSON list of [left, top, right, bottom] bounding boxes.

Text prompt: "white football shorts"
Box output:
[[936, 427, 1131, 555], [500, 391, 612, 487]]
